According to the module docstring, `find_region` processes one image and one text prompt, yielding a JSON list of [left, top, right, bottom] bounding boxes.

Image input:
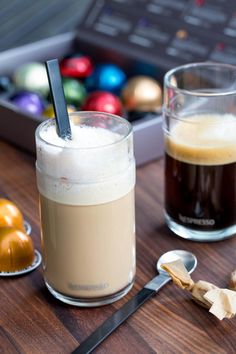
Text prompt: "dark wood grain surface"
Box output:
[[0, 140, 236, 354]]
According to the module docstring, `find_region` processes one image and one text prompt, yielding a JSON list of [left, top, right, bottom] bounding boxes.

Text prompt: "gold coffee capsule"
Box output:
[[0, 198, 24, 231], [43, 104, 76, 118], [0, 227, 34, 272], [121, 75, 162, 112]]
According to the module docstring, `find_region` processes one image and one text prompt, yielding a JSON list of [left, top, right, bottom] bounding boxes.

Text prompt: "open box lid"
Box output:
[[1, 0, 236, 76], [74, 0, 236, 79]]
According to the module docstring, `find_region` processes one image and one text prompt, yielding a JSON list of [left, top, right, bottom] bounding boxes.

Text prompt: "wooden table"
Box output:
[[0, 140, 236, 354]]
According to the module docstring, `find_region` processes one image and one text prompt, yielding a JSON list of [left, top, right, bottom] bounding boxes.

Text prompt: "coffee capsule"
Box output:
[[62, 77, 87, 107], [121, 76, 162, 112], [0, 76, 14, 97], [60, 54, 94, 79], [86, 64, 126, 94], [13, 62, 49, 97], [43, 103, 76, 118], [10, 91, 45, 115], [0, 227, 34, 272], [82, 91, 122, 116], [0, 228, 34, 271], [0, 198, 24, 231]]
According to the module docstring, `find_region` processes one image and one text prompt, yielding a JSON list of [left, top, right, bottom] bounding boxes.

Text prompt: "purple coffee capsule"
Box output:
[[10, 91, 45, 115]]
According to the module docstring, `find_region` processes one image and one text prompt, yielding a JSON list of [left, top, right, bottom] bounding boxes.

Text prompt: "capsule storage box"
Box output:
[[1, 0, 234, 164], [0, 29, 163, 166]]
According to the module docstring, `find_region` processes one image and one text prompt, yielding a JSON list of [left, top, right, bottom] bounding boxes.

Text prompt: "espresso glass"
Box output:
[[35, 112, 136, 306], [163, 62, 236, 242]]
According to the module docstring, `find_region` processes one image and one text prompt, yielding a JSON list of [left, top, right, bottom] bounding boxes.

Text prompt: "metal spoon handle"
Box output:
[[72, 274, 171, 354]]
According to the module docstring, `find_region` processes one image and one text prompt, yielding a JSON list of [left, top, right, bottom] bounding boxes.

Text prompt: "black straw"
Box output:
[[45, 59, 72, 140]]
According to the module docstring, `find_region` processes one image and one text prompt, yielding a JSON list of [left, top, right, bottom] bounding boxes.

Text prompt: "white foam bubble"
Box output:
[[40, 122, 122, 148], [36, 122, 135, 205]]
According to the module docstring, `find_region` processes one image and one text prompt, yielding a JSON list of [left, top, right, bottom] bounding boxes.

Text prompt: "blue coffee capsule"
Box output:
[[86, 64, 126, 94], [0, 76, 14, 98]]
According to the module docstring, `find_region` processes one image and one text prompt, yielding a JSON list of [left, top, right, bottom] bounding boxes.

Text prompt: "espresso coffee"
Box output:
[[165, 114, 236, 232], [36, 114, 135, 305]]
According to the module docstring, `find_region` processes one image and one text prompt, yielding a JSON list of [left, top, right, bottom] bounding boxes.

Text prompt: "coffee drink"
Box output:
[[39, 191, 135, 298], [165, 114, 236, 232], [163, 62, 236, 241], [36, 113, 135, 306]]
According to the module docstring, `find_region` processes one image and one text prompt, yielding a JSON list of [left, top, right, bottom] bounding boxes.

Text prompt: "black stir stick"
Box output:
[[45, 59, 72, 139]]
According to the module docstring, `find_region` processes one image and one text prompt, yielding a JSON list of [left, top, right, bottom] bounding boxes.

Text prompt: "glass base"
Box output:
[[165, 213, 236, 242], [45, 280, 134, 307]]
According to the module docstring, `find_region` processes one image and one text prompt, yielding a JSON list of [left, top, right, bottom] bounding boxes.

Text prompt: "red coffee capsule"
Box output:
[[82, 91, 123, 116], [60, 55, 94, 79]]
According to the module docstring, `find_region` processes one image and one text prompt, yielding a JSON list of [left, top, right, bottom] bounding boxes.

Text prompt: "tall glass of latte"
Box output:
[[163, 63, 236, 241], [35, 112, 135, 306]]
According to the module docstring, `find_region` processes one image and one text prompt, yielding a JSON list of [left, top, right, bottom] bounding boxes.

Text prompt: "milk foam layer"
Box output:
[[36, 121, 135, 205], [165, 114, 236, 165]]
